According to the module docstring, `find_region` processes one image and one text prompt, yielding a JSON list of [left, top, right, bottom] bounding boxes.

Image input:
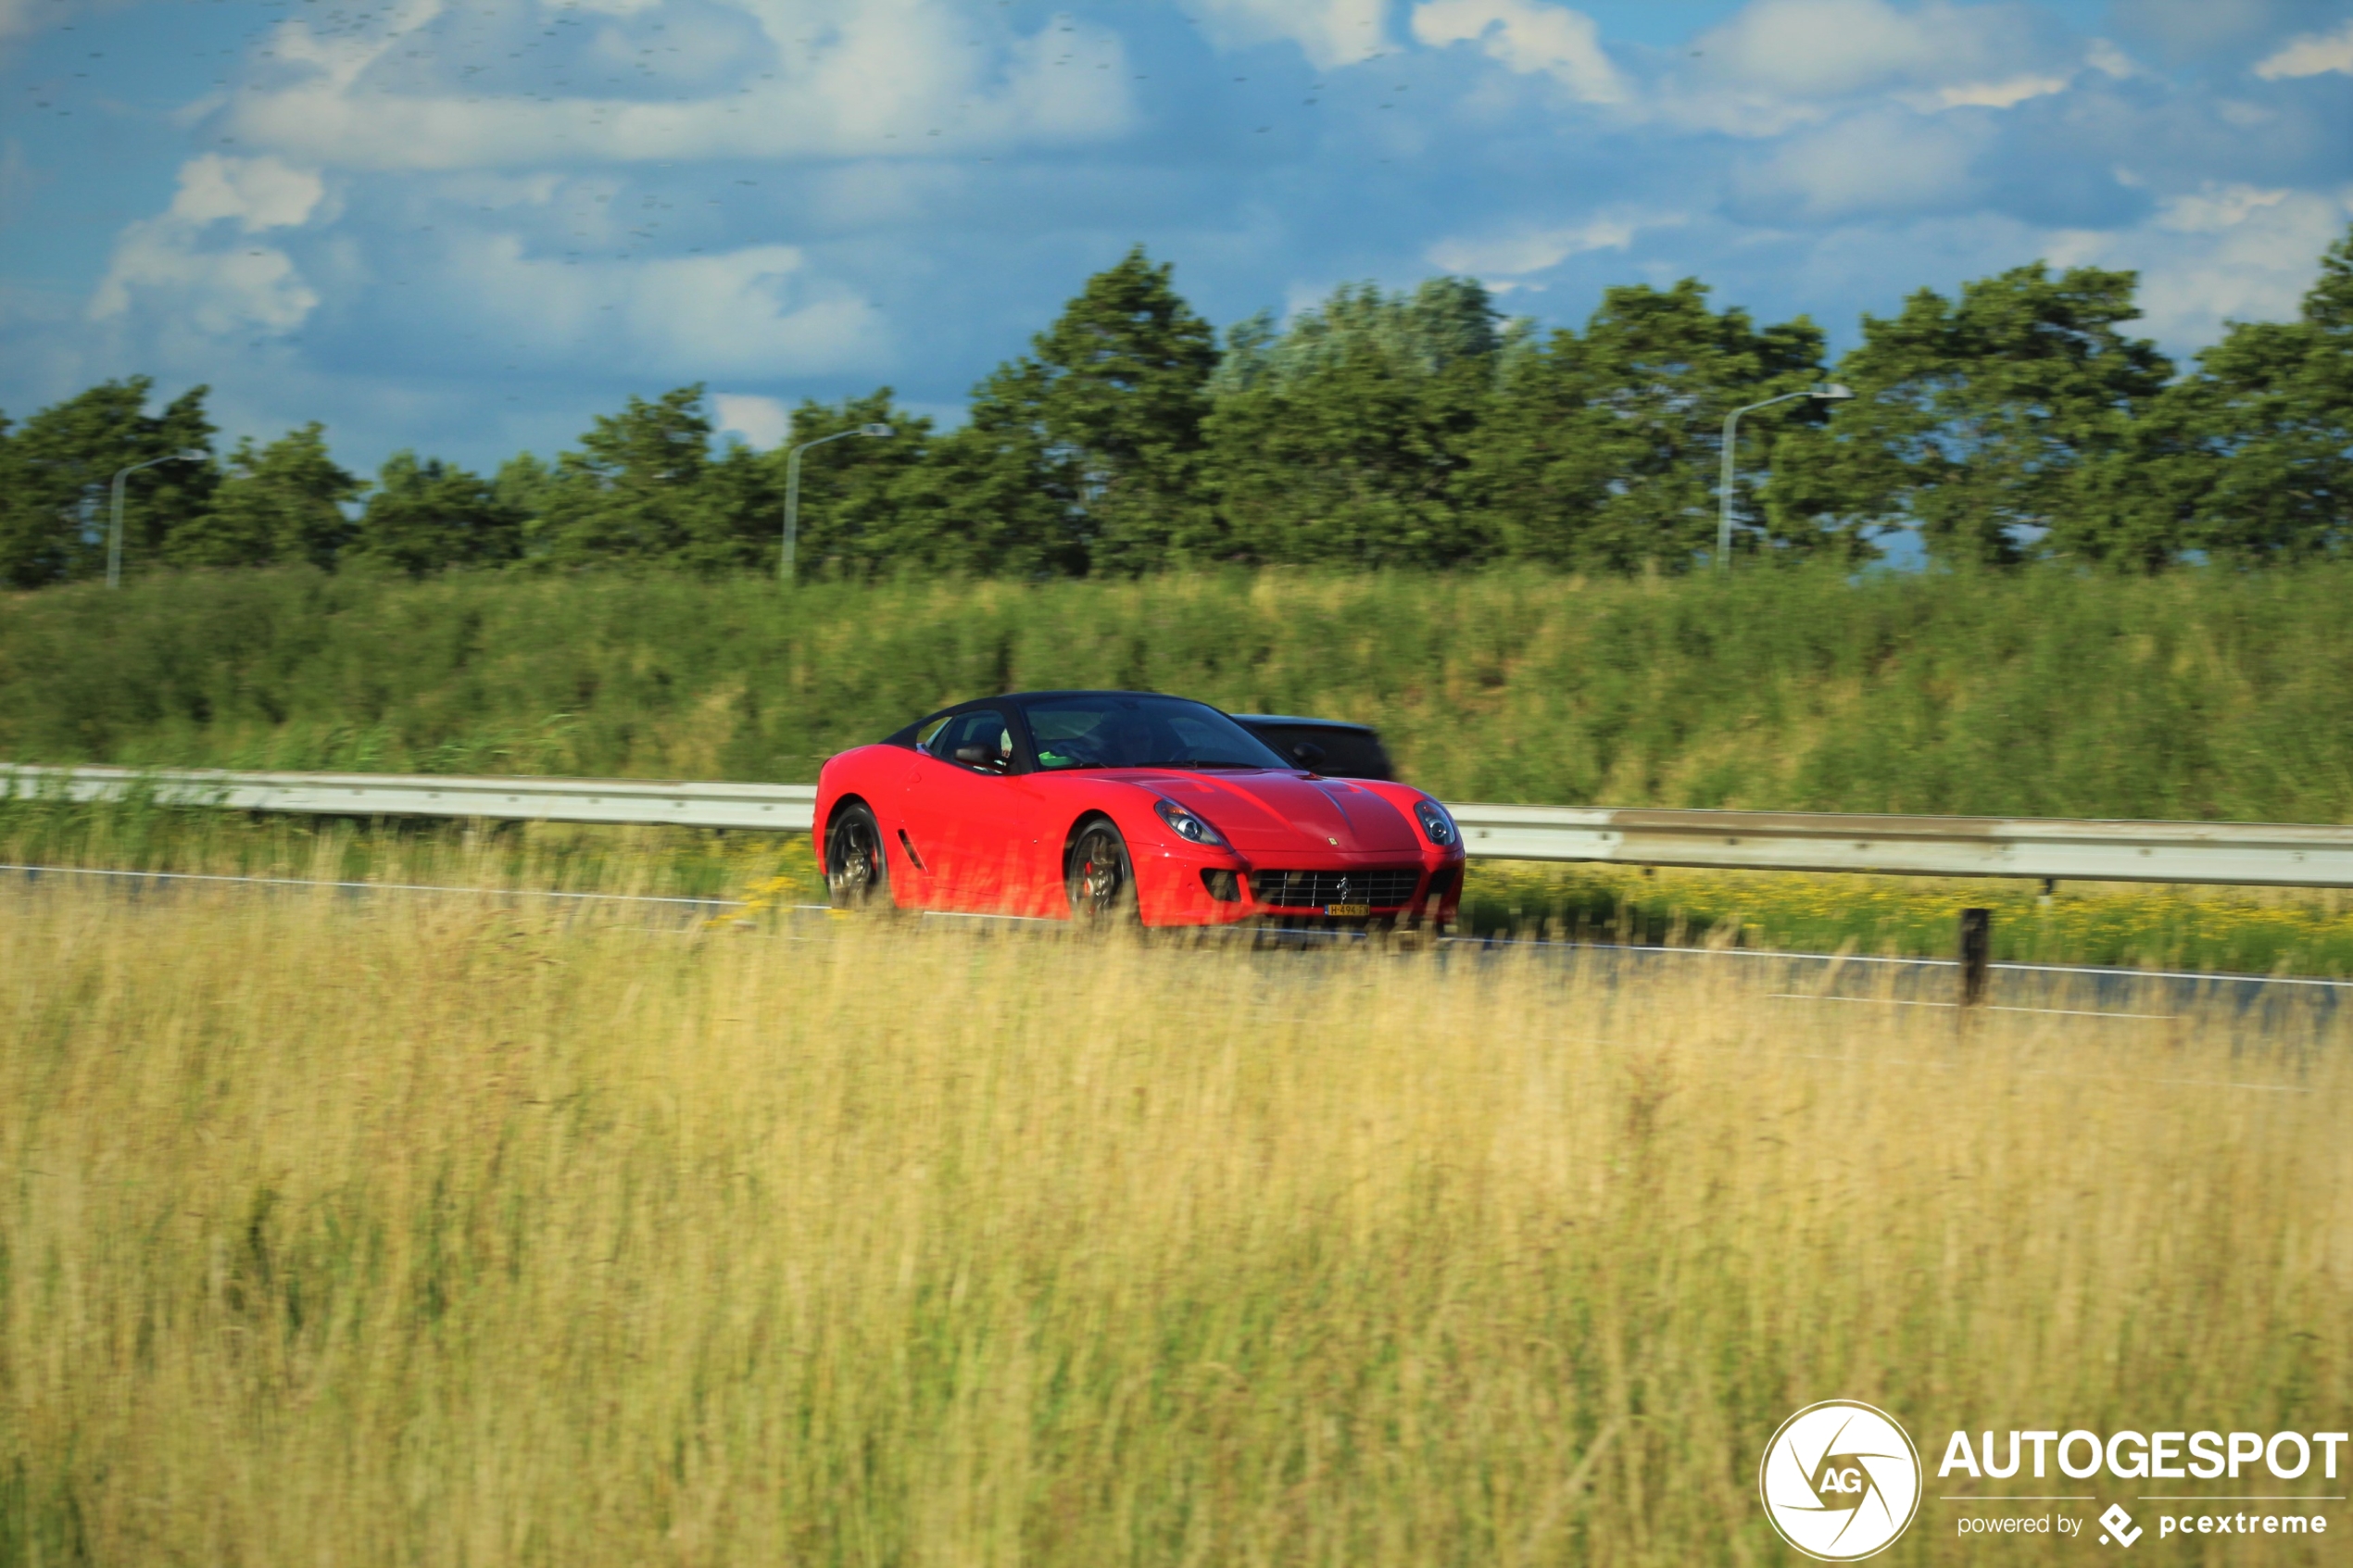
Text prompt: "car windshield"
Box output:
[[1022, 696, 1292, 771]]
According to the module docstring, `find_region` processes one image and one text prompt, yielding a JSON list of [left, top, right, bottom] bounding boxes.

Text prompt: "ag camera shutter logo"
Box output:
[[1759, 1400, 1923, 1561]]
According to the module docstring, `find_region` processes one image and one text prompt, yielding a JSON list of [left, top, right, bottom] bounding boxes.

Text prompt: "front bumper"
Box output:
[[1133, 839, 1466, 928]]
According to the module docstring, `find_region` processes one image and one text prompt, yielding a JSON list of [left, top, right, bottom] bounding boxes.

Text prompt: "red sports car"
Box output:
[[813, 690, 1466, 928]]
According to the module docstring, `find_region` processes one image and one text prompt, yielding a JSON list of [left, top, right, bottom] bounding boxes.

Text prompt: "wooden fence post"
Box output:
[[1958, 908, 1992, 1009]]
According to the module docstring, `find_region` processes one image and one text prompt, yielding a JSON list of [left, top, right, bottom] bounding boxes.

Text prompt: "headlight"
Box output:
[[1154, 798, 1227, 847], [1415, 798, 1458, 847]]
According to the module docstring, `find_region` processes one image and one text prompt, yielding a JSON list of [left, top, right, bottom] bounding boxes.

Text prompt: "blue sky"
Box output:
[[3, 0, 2350, 476]]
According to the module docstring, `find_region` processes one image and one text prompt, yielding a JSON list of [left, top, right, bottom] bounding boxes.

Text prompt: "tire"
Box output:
[[1065, 818, 1140, 927], [825, 803, 891, 911]]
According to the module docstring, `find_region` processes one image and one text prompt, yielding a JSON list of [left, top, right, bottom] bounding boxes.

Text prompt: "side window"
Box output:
[[915, 714, 954, 751], [933, 709, 1015, 773]]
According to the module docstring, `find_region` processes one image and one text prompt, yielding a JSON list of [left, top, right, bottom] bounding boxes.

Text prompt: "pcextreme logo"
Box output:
[[1760, 1401, 1924, 1561]]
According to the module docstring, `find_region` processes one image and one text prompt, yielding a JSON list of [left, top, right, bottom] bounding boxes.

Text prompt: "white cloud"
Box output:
[[2085, 38, 2142, 79], [1693, 0, 2055, 99], [87, 157, 327, 336], [2138, 187, 2351, 344], [89, 230, 318, 335], [2158, 182, 2294, 232], [1190, 0, 1390, 69], [444, 237, 887, 379], [1644, 0, 2080, 138], [168, 154, 328, 232], [1411, 0, 1625, 103], [2254, 19, 2353, 79], [2025, 183, 2353, 350], [223, 0, 1135, 171], [1917, 72, 2069, 109], [1427, 210, 1672, 277], [1734, 108, 1990, 220], [711, 392, 790, 448]]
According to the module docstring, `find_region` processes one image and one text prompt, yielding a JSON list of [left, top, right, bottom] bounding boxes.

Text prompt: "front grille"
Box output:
[[1248, 867, 1422, 909]]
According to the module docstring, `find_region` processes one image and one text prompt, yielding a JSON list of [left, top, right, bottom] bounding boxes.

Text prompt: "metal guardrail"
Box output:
[[12, 764, 2353, 887], [1445, 803, 2353, 887], [4, 764, 819, 832]]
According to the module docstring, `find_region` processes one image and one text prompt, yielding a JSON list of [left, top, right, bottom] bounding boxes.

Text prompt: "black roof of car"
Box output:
[[1230, 713, 1378, 734], [998, 690, 1185, 702], [884, 691, 1226, 746], [914, 694, 1370, 723]]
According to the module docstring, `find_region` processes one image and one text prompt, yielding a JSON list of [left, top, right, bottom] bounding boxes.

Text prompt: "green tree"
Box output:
[[167, 422, 359, 571], [1470, 280, 1828, 571], [0, 378, 216, 588], [536, 386, 744, 571], [351, 452, 522, 575], [953, 246, 1219, 573], [1206, 278, 1511, 568], [921, 375, 1088, 578], [1775, 265, 2172, 564], [2102, 222, 2353, 565], [757, 389, 944, 578], [494, 451, 559, 552]]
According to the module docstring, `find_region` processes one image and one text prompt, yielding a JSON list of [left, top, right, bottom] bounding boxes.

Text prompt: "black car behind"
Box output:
[[1230, 714, 1395, 781]]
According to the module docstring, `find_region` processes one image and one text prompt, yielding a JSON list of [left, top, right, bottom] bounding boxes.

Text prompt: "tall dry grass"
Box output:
[[3, 885, 2347, 1565]]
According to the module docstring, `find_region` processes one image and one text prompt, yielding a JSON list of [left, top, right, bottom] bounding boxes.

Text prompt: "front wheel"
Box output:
[[825, 803, 891, 911], [1065, 819, 1139, 927]]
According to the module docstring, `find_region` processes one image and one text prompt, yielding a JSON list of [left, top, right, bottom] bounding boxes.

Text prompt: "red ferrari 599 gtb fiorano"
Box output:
[[813, 691, 1466, 928]]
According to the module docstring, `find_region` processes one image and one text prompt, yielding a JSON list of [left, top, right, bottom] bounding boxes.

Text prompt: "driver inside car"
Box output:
[[936, 712, 1015, 772], [960, 727, 1012, 771]]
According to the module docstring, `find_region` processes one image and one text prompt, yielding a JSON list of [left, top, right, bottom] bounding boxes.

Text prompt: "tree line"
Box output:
[[3, 222, 2348, 590]]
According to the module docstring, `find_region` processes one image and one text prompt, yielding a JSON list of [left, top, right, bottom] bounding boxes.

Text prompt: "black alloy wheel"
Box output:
[[1065, 819, 1139, 926], [825, 803, 890, 910]]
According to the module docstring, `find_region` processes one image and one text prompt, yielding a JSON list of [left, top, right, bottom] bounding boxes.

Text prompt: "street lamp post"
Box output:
[[107, 449, 208, 588], [1717, 385, 1853, 570], [782, 423, 894, 584]]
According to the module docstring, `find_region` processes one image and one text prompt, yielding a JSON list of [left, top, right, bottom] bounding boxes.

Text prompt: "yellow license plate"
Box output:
[[1324, 903, 1371, 917]]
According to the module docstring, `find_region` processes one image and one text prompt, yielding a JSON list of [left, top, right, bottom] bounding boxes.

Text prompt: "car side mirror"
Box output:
[[954, 745, 999, 768], [1291, 741, 1327, 768]]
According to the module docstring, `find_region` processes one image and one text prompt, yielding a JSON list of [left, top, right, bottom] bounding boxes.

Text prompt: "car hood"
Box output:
[[1122, 770, 1423, 855]]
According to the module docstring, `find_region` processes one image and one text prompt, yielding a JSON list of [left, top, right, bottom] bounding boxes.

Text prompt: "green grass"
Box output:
[[7, 563, 2353, 820], [13, 562, 2353, 976]]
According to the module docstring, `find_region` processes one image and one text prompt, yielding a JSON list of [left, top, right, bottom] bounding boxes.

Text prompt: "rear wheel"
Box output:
[[1065, 819, 1139, 927], [825, 803, 890, 911]]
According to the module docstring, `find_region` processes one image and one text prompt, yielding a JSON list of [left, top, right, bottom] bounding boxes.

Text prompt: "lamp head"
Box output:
[[178, 448, 207, 461], [861, 423, 895, 438], [1810, 384, 1855, 401]]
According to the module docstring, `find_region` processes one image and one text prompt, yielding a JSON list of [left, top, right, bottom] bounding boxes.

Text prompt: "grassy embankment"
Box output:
[[9, 564, 2353, 972], [4, 884, 2346, 1565]]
